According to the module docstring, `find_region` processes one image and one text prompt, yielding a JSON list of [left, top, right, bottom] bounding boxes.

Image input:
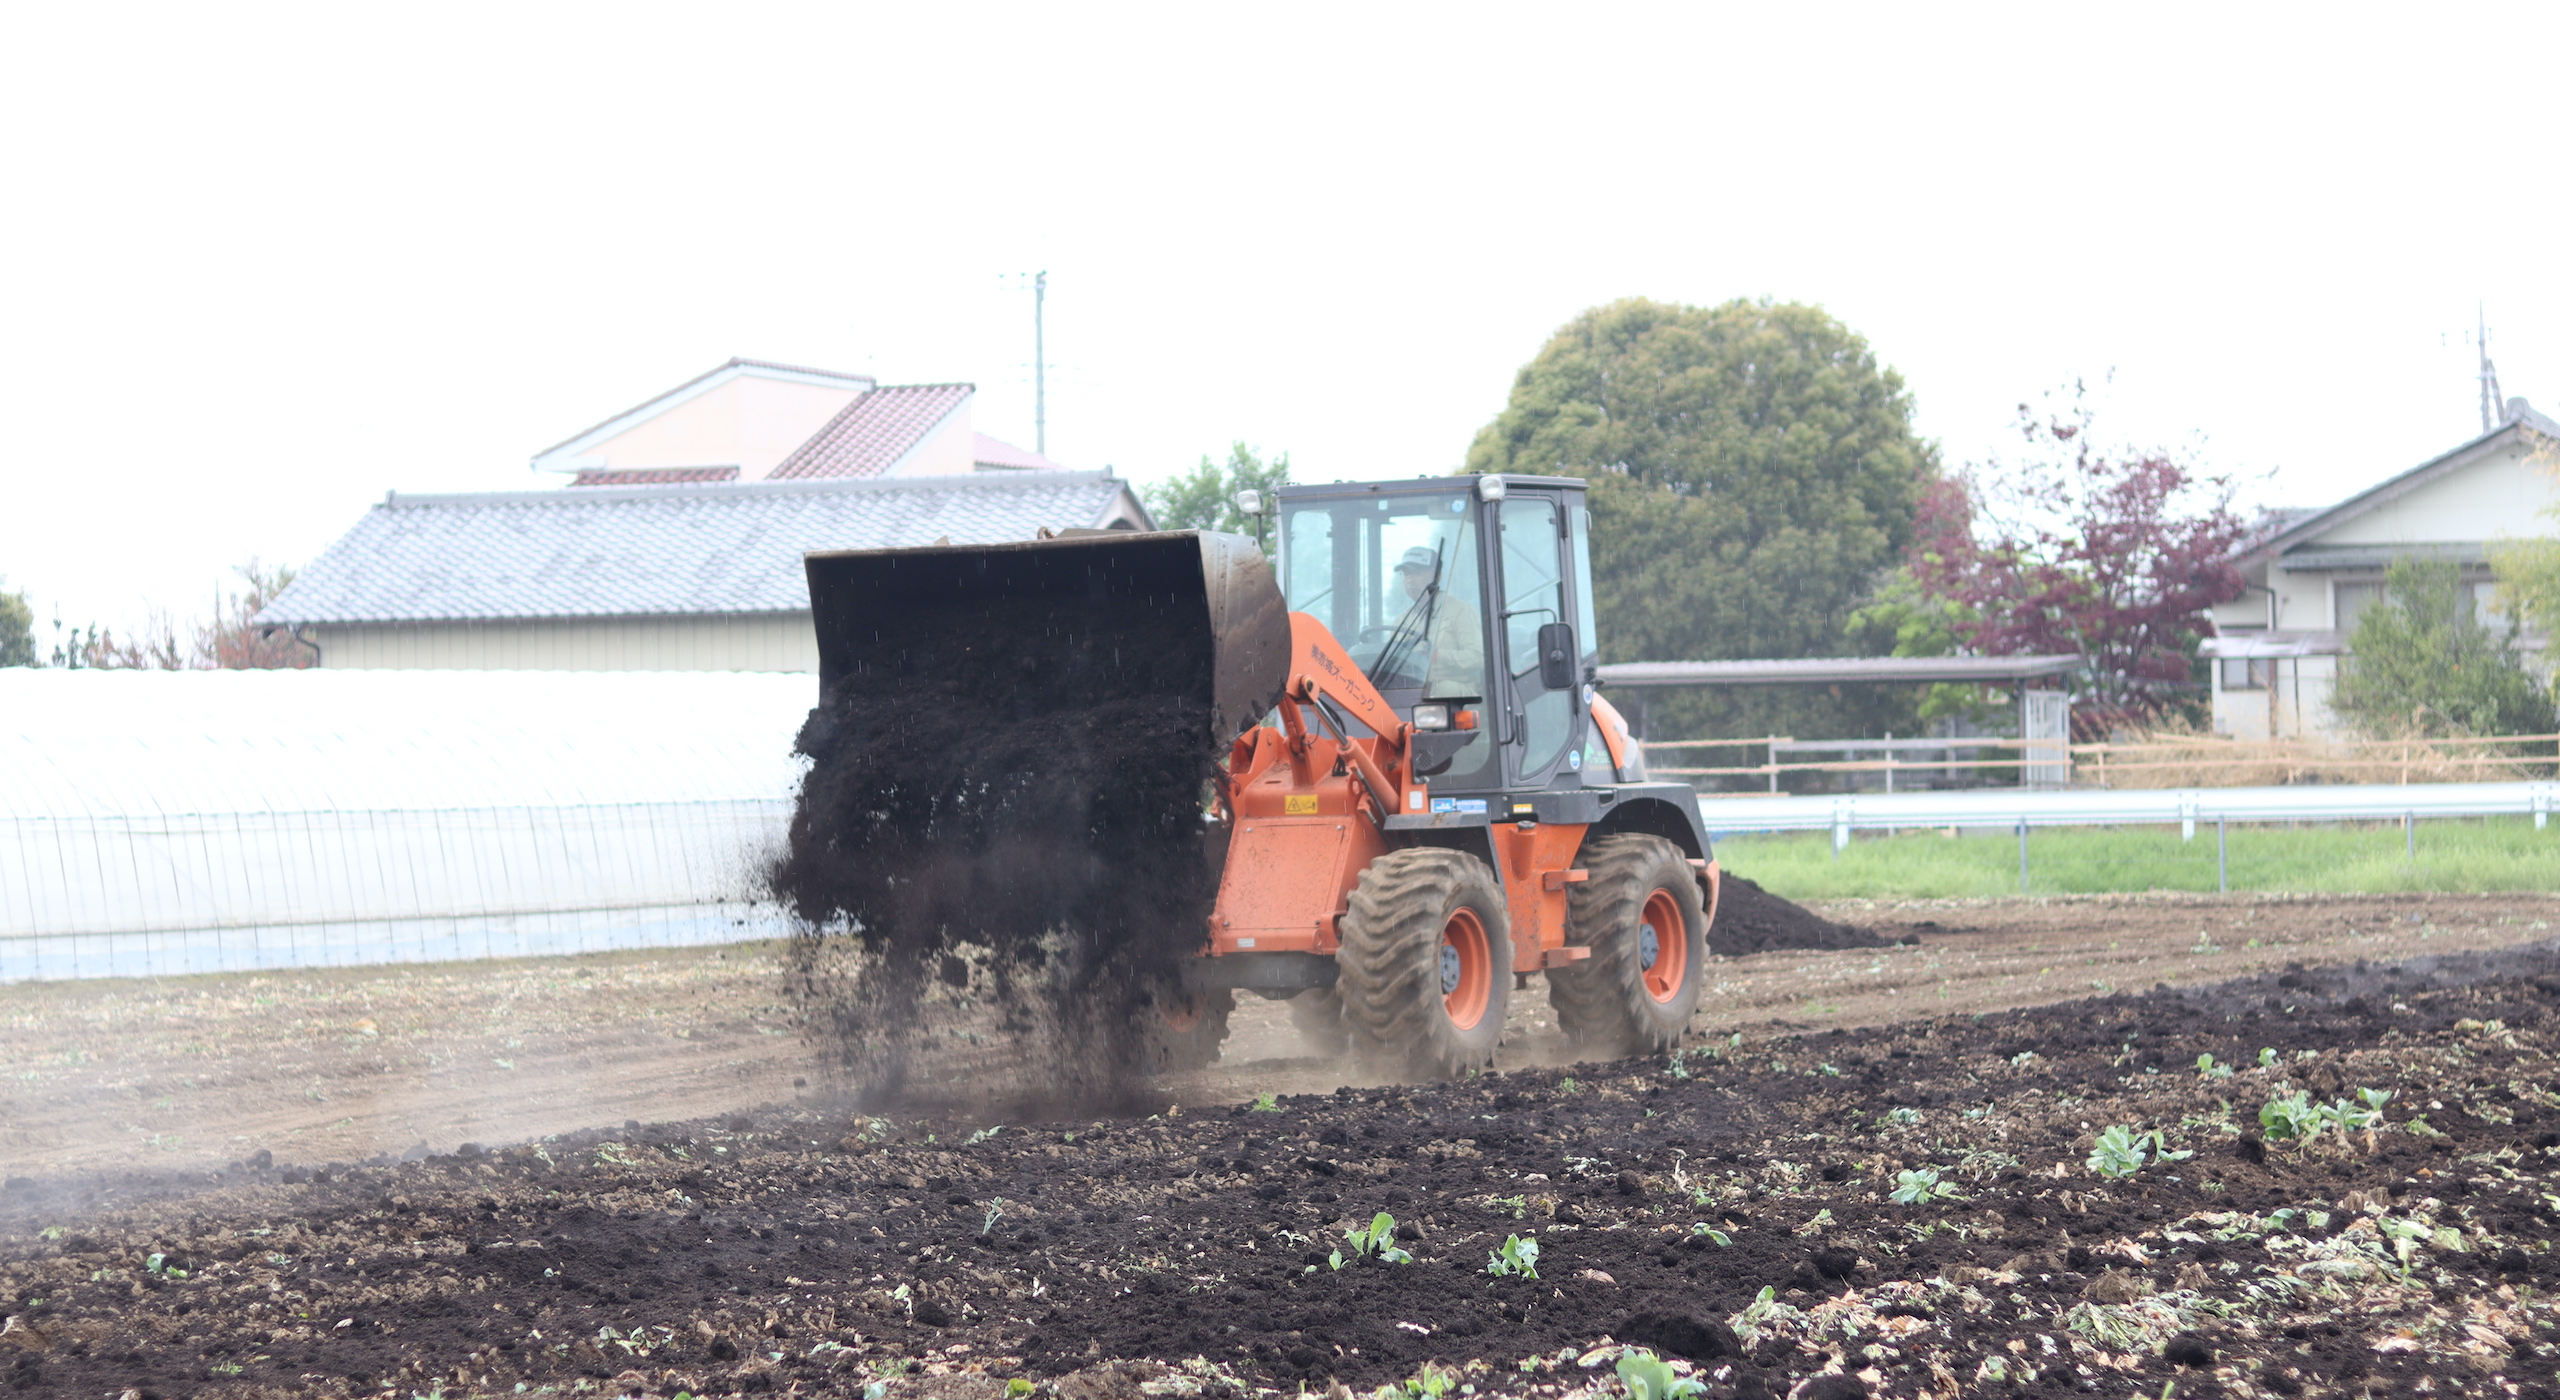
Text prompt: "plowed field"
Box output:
[[5, 909, 2560, 1400]]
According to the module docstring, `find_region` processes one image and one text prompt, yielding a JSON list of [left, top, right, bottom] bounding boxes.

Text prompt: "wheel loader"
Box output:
[[801, 472, 1719, 1079]]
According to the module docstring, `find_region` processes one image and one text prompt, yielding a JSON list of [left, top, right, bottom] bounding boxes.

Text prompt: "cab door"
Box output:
[[1494, 490, 1586, 788]]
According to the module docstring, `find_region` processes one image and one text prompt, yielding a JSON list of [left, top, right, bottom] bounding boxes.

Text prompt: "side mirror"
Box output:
[[1536, 621, 1576, 692]]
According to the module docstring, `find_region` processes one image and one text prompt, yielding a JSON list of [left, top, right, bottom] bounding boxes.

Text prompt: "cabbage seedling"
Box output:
[[1615, 1348, 1705, 1400], [1485, 1233, 1540, 1279]]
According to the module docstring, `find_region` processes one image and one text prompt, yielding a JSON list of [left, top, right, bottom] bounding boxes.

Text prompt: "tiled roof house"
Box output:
[[2200, 397, 2558, 738], [259, 362, 1146, 673]]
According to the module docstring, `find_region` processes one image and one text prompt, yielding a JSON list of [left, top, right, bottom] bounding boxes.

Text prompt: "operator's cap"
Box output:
[[1394, 546, 1441, 573]]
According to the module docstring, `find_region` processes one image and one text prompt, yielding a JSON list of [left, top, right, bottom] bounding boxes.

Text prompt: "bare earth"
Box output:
[[3, 890, 2553, 1179]]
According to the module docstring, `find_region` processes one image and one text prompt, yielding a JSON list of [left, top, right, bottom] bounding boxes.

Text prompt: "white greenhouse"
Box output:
[[1, 669, 815, 981]]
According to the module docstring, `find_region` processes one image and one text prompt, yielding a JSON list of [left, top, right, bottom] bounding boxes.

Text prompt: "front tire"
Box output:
[[1336, 849, 1512, 1079], [1548, 834, 1705, 1058]]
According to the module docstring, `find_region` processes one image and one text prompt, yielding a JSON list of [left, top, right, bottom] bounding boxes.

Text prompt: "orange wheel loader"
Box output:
[[802, 473, 1719, 1080]]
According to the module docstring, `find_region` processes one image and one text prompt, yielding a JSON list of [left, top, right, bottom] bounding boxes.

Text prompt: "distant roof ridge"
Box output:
[[533, 357, 877, 466], [388, 470, 1120, 510], [570, 466, 742, 488]]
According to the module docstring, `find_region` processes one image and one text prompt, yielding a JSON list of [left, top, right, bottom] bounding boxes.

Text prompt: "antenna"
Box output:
[[2475, 303, 2504, 434], [1034, 270, 1048, 456]]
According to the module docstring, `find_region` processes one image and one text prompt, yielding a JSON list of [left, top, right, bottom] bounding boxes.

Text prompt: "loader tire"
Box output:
[[1547, 834, 1704, 1059], [1286, 986, 1351, 1058], [1336, 848, 1511, 1080], [1142, 986, 1233, 1074]]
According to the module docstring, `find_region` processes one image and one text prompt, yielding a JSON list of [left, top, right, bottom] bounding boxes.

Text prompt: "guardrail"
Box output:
[[1697, 781, 2560, 891]]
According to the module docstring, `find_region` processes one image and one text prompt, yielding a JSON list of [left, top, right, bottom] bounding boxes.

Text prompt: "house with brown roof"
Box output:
[[532, 358, 1067, 487], [255, 360, 1137, 673], [2201, 397, 2558, 739]]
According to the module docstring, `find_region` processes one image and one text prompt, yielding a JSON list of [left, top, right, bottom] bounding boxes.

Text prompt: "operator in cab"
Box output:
[[1391, 545, 1484, 700]]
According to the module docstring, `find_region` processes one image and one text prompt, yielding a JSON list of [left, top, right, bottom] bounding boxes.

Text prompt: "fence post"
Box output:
[[2405, 811, 2414, 859], [2217, 817, 2228, 894], [1769, 735, 1780, 794], [2017, 820, 2029, 893]]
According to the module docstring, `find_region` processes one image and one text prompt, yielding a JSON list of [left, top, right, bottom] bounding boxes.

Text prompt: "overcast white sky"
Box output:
[[3, 3, 2553, 637]]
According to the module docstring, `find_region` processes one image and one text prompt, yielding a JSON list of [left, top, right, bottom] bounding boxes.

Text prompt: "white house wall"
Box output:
[[577, 375, 865, 477], [2317, 440, 2552, 548], [310, 615, 821, 673]]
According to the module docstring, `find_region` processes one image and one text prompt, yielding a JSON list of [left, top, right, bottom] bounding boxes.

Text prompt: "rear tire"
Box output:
[[1141, 986, 1233, 1073], [1336, 848, 1512, 1079], [1548, 834, 1705, 1059], [1287, 986, 1351, 1058]]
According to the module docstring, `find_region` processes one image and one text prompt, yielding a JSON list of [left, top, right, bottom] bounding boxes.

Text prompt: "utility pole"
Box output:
[[2476, 303, 2503, 434], [1034, 270, 1048, 457]]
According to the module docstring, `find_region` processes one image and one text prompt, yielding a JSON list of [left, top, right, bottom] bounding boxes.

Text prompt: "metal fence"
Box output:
[[1697, 780, 2560, 891], [1648, 731, 2560, 794]]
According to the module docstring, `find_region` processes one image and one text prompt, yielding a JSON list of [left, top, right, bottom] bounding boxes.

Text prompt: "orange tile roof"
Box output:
[[766, 384, 973, 480]]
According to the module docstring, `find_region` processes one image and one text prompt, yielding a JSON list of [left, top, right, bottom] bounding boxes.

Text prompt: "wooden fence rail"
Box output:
[[1642, 733, 2560, 790]]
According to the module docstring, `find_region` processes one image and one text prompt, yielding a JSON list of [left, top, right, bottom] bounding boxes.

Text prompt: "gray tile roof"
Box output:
[[259, 473, 1149, 624]]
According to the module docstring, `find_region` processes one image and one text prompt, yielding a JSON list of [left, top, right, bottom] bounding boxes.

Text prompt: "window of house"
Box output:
[[2219, 658, 2272, 691], [2332, 579, 2384, 633]]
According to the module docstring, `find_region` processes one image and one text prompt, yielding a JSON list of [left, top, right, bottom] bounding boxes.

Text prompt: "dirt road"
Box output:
[[3, 892, 2552, 1180]]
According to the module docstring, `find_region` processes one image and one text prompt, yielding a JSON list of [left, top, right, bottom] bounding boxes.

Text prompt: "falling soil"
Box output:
[[772, 590, 1224, 1109], [9, 940, 2560, 1400], [1709, 874, 1907, 956]]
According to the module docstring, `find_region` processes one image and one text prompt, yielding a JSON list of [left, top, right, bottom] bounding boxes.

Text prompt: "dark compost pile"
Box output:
[[8, 942, 2560, 1400], [1709, 873, 1910, 955], [772, 590, 1225, 1106]]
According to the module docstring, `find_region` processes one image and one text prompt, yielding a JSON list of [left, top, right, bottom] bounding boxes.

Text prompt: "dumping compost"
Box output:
[[773, 590, 1226, 1106]]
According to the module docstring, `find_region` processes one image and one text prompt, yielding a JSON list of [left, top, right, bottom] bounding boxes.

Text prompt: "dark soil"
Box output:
[[1710, 874, 1908, 956], [775, 581, 1225, 1107], [8, 942, 2560, 1399]]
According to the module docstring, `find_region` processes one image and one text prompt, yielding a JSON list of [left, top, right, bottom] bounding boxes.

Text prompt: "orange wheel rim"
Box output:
[[1161, 995, 1204, 1033], [1439, 907, 1493, 1030], [1639, 888, 1689, 1003]]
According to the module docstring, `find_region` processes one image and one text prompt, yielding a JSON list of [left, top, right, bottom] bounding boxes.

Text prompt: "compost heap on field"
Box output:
[[1708, 873, 1908, 955], [772, 593, 1220, 1109]]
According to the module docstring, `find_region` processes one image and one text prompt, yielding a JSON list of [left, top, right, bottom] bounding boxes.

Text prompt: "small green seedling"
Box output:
[[966, 1125, 1003, 1145], [1690, 1224, 1732, 1246], [1331, 1212, 1412, 1269], [1485, 1233, 1540, 1279], [1400, 1362, 1459, 1400], [981, 1197, 1008, 1236], [1666, 1049, 1693, 1080], [143, 1252, 188, 1279], [1615, 1348, 1706, 1400], [1885, 1106, 1923, 1128], [2260, 1089, 2389, 1144], [2195, 1054, 2233, 1080], [1559, 1077, 1581, 1095], [1889, 1167, 1961, 1205], [2258, 1048, 2278, 1068], [2086, 1125, 2189, 1180], [1249, 1091, 1280, 1112], [1490, 1194, 1528, 1219], [1007, 1380, 1036, 1399]]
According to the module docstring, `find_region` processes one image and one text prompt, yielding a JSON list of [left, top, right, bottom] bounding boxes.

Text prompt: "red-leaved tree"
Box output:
[[1910, 386, 2251, 736]]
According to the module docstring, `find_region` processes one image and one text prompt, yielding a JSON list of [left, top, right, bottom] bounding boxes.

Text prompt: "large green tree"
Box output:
[[1464, 298, 1936, 742], [2332, 555, 2554, 739]]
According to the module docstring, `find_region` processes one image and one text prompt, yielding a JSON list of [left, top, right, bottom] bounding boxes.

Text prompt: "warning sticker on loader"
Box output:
[[1284, 794, 1320, 815]]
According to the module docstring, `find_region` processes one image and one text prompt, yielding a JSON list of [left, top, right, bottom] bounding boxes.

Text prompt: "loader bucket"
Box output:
[[803, 530, 1292, 744]]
